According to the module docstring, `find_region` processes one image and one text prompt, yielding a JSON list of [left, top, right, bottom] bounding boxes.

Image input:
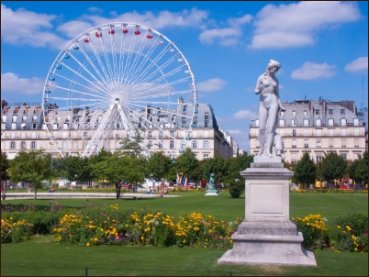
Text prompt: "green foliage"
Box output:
[[1, 217, 33, 243], [329, 213, 368, 252], [1, 152, 10, 181], [200, 156, 226, 182], [348, 152, 368, 186], [224, 154, 253, 185], [292, 153, 317, 189], [9, 150, 54, 199], [228, 180, 244, 198], [318, 152, 347, 184], [176, 149, 199, 182], [146, 152, 172, 181], [119, 131, 144, 157]]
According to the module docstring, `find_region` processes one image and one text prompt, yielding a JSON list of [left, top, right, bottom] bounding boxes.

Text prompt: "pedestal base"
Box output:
[[205, 189, 218, 196], [218, 220, 316, 266]]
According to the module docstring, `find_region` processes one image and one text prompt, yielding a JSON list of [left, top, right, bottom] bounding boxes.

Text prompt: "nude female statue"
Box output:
[[255, 59, 285, 158]]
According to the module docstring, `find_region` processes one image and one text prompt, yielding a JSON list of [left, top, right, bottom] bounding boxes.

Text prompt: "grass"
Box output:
[[1, 235, 368, 276], [1, 191, 368, 276]]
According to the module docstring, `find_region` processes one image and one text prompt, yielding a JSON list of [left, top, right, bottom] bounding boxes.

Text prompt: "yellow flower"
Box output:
[[337, 225, 341, 229], [86, 242, 91, 247], [345, 225, 352, 231]]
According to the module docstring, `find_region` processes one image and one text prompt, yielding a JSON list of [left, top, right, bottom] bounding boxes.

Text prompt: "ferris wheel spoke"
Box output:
[[125, 43, 171, 89], [121, 30, 138, 91], [131, 76, 191, 99], [58, 61, 108, 95], [124, 34, 151, 90], [48, 84, 110, 100], [52, 101, 109, 112], [129, 63, 186, 97], [130, 89, 193, 102], [78, 46, 112, 88], [99, 36, 117, 93], [87, 39, 116, 92], [66, 51, 110, 93], [124, 36, 160, 88], [53, 72, 108, 98]]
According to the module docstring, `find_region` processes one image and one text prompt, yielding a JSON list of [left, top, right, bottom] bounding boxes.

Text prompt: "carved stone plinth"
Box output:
[[218, 162, 317, 266]]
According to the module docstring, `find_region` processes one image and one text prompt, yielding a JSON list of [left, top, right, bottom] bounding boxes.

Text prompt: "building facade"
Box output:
[[1, 100, 237, 160], [249, 99, 367, 163]]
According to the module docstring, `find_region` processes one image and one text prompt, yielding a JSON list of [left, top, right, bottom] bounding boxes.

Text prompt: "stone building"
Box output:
[[1, 100, 237, 160], [249, 99, 367, 163]]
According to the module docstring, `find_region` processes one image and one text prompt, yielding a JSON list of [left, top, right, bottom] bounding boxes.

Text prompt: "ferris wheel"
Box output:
[[42, 22, 197, 157]]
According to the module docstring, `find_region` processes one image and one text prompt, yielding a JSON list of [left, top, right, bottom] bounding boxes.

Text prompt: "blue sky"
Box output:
[[1, 1, 368, 151]]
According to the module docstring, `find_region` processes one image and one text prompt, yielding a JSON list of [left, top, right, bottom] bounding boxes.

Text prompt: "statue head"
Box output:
[[267, 59, 281, 73]]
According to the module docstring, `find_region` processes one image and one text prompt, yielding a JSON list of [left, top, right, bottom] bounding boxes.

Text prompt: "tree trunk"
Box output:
[[34, 188, 37, 200], [115, 183, 121, 199]]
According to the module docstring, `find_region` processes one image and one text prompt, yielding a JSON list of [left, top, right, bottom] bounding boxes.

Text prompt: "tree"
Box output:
[[92, 154, 145, 199], [348, 152, 368, 187], [201, 156, 226, 184], [318, 152, 347, 186], [175, 149, 199, 184], [1, 152, 9, 183], [224, 154, 253, 197], [63, 156, 92, 185], [292, 153, 317, 189], [9, 150, 54, 199], [119, 131, 144, 157], [146, 152, 171, 181]]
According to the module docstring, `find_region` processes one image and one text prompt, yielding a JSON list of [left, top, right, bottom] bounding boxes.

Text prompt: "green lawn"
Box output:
[[1, 235, 368, 276], [3, 191, 368, 225], [2, 191, 368, 276]]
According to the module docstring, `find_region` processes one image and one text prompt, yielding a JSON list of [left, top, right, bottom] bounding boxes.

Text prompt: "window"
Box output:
[[11, 123, 16, 130], [304, 143, 309, 148], [280, 111, 285, 116], [353, 118, 359, 126], [316, 156, 323, 163], [292, 140, 297, 149], [21, 141, 26, 150], [170, 140, 174, 149], [2, 115, 7, 122], [148, 131, 152, 139], [328, 118, 334, 126], [21, 123, 26, 129], [340, 153, 347, 160], [303, 110, 307, 116], [31, 141, 36, 149], [255, 119, 259, 127], [303, 119, 309, 126], [292, 110, 296, 117], [203, 140, 209, 149], [279, 119, 285, 127], [12, 115, 17, 122], [10, 141, 16, 149], [340, 118, 347, 126], [192, 140, 197, 149], [203, 153, 209, 159], [53, 123, 58, 130], [340, 109, 345, 115], [328, 109, 333, 115], [292, 129, 296, 137], [182, 105, 187, 112], [316, 139, 321, 149], [315, 119, 321, 127], [147, 141, 152, 150], [315, 109, 320, 115], [291, 119, 295, 127], [159, 131, 163, 139], [158, 141, 163, 149]]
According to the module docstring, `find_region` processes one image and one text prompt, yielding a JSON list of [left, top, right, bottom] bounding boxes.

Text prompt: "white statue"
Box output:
[[255, 59, 285, 158]]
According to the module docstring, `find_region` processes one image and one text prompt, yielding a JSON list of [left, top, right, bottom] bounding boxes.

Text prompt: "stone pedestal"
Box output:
[[218, 161, 316, 266], [205, 189, 218, 196]]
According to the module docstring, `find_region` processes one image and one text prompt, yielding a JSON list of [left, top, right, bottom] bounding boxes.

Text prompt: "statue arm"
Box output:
[[275, 80, 286, 111], [255, 76, 263, 94]]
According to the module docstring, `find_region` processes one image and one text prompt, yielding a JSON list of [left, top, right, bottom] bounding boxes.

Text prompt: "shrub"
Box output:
[[329, 213, 368, 252], [292, 214, 328, 250], [1, 218, 33, 243], [228, 180, 244, 198]]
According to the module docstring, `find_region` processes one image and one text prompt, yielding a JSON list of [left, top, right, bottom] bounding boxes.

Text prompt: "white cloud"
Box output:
[[291, 62, 336, 80], [227, 129, 243, 135], [1, 73, 44, 95], [197, 78, 226, 92], [57, 20, 94, 38], [199, 14, 252, 46], [1, 4, 66, 48], [345, 57, 368, 72], [251, 1, 361, 49], [233, 109, 258, 120], [88, 7, 103, 14], [199, 27, 242, 46], [79, 8, 208, 30]]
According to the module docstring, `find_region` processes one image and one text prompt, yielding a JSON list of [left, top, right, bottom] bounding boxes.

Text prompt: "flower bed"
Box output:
[[1, 217, 33, 243]]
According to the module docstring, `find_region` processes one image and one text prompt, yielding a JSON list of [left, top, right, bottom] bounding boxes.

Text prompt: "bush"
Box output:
[[1, 218, 33, 243], [228, 180, 244, 198], [292, 214, 329, 250], [329, 213, 368, 252]]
